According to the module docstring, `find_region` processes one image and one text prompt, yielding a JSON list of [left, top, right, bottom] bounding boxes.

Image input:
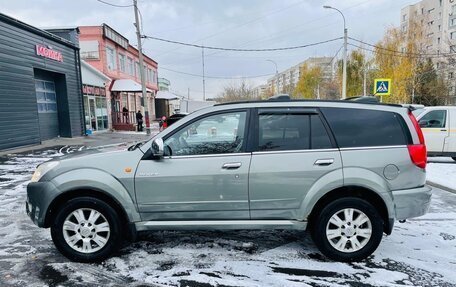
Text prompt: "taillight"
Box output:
[[407, 144, 427, 169], [407, 111, 427, 169]]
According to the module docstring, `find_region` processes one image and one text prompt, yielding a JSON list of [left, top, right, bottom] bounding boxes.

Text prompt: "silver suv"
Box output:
[[26, 100, 432, 262]]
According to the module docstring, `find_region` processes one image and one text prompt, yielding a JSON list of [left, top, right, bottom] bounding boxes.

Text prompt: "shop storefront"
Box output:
[[83, 85, 108, 132], [0, 13, 84, 150]]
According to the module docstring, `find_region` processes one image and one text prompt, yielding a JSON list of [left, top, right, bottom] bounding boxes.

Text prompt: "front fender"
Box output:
[[49, 168, 141, 222]]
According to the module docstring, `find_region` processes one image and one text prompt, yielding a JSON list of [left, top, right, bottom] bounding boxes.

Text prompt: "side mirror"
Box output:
[[151, 138, 164, 157]]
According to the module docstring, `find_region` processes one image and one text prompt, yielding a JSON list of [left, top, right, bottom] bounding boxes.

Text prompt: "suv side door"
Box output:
[[135, 109, 251, 220], [248, 107, 343, 220], [417, 109, 449, 153]]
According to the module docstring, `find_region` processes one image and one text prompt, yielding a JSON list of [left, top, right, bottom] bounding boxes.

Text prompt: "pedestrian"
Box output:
[[159, 115, 168, 131], [122, 106, 129, 124], [136, 110, 143, 132]]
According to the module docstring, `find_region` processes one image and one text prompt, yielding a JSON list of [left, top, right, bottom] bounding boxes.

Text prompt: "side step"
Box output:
[[135, 220, 308, 231]]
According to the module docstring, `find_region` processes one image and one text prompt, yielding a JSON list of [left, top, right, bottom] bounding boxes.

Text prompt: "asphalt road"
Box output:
[[0, 146, 455, 287]]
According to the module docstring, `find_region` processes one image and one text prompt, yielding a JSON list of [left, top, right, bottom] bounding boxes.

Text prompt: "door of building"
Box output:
[[35, 79, 59, 140], [88, 97, 97, 131]]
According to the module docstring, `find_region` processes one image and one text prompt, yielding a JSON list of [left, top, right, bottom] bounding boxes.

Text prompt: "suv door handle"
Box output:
[[314, 159, 334, 166], [440, 129, 447, 132], [222, 162, 242, 169]]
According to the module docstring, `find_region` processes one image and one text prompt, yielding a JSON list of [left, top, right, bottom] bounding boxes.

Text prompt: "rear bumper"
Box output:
[[392, 185, 432, 220]]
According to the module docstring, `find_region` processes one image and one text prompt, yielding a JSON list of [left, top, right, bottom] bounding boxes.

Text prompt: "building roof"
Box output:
[[0, 12, 78, 49], [111, 79, 152, 92], [156, 91, 181, 100], [81, 60, 110, 81]]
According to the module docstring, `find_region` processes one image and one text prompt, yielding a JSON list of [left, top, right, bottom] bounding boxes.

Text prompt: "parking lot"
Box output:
[[0, 144, 455, 287]]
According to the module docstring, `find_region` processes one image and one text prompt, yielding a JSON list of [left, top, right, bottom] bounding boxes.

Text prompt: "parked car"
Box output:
[[415, 106, 456, 161], [166, 112, 188, 126], [27, 99, 431, 262]]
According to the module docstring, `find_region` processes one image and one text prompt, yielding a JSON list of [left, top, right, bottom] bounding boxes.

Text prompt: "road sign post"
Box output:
[[374, 79, 391, 102]]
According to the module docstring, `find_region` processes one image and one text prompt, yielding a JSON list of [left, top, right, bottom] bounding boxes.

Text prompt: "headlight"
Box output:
[[31, 161, 59, 182]]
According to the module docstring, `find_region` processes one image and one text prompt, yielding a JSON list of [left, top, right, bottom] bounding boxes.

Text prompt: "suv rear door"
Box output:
[[248, 107, 343, 220]]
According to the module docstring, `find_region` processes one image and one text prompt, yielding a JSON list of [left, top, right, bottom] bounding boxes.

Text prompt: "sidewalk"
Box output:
[[0, 126, 159, 156]]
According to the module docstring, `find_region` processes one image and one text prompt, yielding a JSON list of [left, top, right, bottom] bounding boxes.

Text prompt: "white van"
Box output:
[[416, 106, 456, 161]]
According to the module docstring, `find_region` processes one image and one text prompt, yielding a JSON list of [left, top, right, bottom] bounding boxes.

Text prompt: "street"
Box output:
[[0, 145, 455, 287]]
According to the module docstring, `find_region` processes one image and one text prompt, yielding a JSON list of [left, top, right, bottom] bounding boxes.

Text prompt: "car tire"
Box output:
[[311, 197, 384, 262], [50, 197, 122, 262]]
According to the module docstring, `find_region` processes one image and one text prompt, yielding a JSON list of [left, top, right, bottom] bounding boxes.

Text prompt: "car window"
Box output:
[[311, 115, 333, 149], [164, 111, 247, 156], [418, 110, 447, 128], [321, 107, 408, 148], [258, 113, 310, 151]]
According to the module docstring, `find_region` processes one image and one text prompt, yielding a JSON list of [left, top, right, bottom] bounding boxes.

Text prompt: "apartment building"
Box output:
[[79, 24, 158, 130], [401, 0, 456, 103], [267, 56, 336, 95]]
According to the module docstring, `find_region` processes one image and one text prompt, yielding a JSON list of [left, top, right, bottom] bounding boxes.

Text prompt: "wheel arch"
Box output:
[[44, 188, 137, 241], [307, 185, 393, 235]]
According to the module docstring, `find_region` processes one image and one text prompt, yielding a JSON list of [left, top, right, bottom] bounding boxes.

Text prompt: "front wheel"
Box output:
[[311, 197, 384, 262], [51, 197, 122, 262]]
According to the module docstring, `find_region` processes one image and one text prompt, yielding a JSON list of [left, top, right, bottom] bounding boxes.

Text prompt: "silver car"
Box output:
[[26, 100, 432, 262]]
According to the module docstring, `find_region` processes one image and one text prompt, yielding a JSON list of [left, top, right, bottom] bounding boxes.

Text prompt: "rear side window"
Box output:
[[257, 112, 333, 151], [320, 107, 408, 148]]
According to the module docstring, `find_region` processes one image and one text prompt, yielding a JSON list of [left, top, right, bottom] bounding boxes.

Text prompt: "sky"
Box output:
[[1, 0, 417, 100]]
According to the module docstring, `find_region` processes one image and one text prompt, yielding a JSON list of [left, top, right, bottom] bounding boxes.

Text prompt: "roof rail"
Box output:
[[214, 98, 403, 108]]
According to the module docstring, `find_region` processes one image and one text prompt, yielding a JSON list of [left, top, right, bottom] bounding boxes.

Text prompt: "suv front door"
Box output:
[[248, 108, 343, 220], [135, 110, 251, 220]]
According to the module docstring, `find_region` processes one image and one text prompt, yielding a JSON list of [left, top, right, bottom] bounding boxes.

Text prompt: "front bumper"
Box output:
[[26, 181, 58, 227], [392, 185, 432, 220]]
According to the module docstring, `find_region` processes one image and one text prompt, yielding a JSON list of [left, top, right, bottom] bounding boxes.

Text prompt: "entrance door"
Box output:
[[135, 110, 251, 221], [89, 97, 97, 131]]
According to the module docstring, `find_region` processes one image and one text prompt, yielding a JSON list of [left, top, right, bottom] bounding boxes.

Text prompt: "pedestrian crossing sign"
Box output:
[[374, 79, 391, 96]]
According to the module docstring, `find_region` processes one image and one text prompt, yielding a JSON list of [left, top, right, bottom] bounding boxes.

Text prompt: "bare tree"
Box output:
[[215, 80, 260, 103]]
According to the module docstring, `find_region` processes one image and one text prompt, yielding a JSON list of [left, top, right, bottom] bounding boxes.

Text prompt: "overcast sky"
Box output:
[[2, 0, 416, 100]]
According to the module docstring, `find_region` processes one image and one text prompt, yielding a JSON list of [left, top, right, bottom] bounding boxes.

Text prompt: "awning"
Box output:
[[155, 90, 181, 100], [111, 79, 152, 92]]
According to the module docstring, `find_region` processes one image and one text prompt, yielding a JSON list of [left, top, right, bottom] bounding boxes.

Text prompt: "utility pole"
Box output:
[[324, 5, 347, 99], [363, 63, 368, 96], [202, 46, 206, 101], [133, 0, 150, 135]]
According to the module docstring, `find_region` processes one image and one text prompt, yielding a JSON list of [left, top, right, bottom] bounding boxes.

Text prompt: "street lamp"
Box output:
[[324, 5, 347, 99], [266, 59, 279, 94]]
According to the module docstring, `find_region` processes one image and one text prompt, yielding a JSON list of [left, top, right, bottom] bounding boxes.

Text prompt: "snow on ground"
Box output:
[[0, 148, 456, 287], [427, 157, 456, 190]]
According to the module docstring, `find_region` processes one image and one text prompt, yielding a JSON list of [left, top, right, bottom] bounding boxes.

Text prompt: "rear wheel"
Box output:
[[51, 197, 122, 262], [311, 197, 384, 262]]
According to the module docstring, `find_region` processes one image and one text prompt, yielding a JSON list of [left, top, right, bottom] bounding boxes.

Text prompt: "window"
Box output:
[[35, 80, 57, 113], [419, 110, 447, 128], [257, 111, 332, 151], [438, 25, 441, 31], [80, 40, 99, 59], [119, 54, 126, 72], [451, 18, 456, 26], [127, 57, 134, 75], [449, 72, 454, 79], [451, 32, 456, 40], [106, 46, 116, 70], [320, 108, 409, 148], [135, 62, 140, 78], [164, 111, 247, 156], [402, 14, 406, 21]]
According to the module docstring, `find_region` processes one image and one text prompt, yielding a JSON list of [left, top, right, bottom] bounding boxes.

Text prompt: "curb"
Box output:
[[427, 181, 456, 194]]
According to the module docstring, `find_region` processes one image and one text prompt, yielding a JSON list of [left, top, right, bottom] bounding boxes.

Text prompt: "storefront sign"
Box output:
[[36, 44, 63, 62], [83, 84, 106, 96]]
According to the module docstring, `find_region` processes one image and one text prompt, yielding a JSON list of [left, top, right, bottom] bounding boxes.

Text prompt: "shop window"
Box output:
[[35, 80, 57, 113]]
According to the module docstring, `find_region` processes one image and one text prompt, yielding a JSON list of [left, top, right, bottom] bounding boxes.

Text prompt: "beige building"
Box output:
[[401, 0, 456, 103], [266, 56, 336, 95]]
